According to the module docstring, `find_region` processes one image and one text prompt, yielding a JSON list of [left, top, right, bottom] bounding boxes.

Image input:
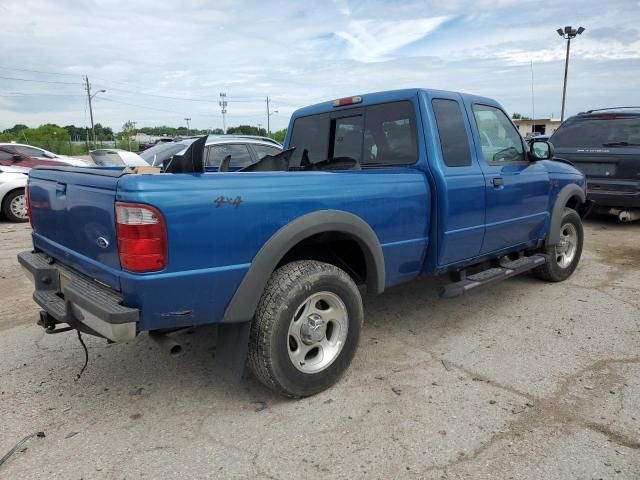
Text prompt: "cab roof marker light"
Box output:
[[332, 96, 362, 107]]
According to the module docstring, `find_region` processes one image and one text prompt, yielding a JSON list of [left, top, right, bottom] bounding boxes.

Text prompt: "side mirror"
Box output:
[[529, 140, 554, 161], [12, 154, 23, 161]]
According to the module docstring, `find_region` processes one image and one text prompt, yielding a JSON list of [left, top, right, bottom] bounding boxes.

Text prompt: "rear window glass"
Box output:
[[289, 113, 330, 165], [551, 116, 640, 148], [289, 101, 417, 167], [432, 99, 472, 167], [139, 141, 190, 165]]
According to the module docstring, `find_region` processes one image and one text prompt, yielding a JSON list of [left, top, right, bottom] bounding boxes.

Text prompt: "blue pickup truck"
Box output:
[[19, 88, 589, 397]]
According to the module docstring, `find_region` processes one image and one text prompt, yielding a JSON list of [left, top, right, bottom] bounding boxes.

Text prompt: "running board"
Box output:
[[439, 254, 547, 299]]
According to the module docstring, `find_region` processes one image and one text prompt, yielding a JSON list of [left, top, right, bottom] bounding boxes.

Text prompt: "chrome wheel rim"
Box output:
[[9, 193, 27, 220], [287, 291, 348, 374], [555, 222, 578, 268]]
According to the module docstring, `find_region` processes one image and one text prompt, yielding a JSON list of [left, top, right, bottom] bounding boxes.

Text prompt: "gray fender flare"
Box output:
[[223, 210, 385, 323], [547, 183, 586, 245]]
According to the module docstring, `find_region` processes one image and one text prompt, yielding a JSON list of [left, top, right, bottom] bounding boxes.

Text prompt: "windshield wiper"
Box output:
[[602, 141, 640, 147]]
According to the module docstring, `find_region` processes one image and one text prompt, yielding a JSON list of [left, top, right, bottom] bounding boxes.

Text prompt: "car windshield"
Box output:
[[551, 115, 640, 148], [139, 141, 192, 165]]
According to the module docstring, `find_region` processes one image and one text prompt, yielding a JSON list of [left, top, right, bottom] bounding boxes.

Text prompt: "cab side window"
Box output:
[[472, 104, 524, 163]]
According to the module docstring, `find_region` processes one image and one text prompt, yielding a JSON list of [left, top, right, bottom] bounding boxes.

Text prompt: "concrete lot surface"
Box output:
[[1, 218, 638, 479]]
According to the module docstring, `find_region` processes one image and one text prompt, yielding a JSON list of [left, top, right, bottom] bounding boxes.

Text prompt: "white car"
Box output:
[[0, 143, 90, 167], [0, 165, 29, 223], [90, 148, 149, 167]]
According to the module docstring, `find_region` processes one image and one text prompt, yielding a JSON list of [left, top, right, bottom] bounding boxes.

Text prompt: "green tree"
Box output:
[[226, 125, 267, 136], [117, 120, 138, 151], [271, 128, 287, 143], [3, 124, 29, 135]]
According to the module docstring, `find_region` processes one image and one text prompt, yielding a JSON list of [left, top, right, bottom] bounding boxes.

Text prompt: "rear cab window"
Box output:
[[289, 100, 418, 168]]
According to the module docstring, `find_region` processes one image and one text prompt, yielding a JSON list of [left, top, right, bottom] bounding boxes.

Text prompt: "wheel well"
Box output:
[[277, 232, 368, 286], [565, 195, 581, 211]]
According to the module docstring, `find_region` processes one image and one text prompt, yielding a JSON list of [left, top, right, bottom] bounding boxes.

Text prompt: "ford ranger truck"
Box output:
[[19, 89, 589, 398]]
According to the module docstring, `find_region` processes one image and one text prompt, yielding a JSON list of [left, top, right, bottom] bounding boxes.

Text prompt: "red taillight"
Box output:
[[115, 202, 167, 272], [332, 96, 362, 107], [25, 183, 33, 227]]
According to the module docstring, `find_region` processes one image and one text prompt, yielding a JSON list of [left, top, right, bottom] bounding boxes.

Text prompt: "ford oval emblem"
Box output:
[[96, 237, 110, 249]]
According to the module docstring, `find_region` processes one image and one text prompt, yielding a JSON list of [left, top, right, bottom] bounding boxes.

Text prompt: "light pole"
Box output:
[[84, 75, 106, 147], [184, 118, 191, 136], [557, 25, 585, 122]]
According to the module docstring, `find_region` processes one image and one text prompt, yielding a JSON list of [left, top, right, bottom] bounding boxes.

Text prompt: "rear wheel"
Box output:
[[248, 260, 363, 398], [534, 208, 583, 282], [2, 189, 28, 223]]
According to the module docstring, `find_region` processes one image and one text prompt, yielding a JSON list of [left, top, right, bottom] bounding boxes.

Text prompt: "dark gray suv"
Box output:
[[550, 108, 640, 220]]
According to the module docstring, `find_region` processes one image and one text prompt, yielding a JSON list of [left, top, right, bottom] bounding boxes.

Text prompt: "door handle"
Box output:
[[492, 177, 504, 187]]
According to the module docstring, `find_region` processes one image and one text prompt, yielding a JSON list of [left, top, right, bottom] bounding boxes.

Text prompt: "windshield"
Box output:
[[139, 141, 191, 165], [551, 115, 640, 148]]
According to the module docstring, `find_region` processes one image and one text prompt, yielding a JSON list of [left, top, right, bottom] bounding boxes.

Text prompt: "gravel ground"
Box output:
[[0, 217, 638, 479]]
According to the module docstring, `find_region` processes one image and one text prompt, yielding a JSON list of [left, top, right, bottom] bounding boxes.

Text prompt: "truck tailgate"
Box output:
[[29, 167, 122, 290]]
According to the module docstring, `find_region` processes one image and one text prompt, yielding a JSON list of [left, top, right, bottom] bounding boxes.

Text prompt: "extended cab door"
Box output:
[[428, 94, 486, 267], [468, 103, 550, 254]]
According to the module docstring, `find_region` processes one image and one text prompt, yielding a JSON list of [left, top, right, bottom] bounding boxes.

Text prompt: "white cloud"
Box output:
[[335, 16, 450, 62]]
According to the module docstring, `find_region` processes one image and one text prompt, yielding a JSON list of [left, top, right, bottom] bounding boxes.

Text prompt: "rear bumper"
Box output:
[[587, 178, 640, 208], [18, 251, 139, 342]]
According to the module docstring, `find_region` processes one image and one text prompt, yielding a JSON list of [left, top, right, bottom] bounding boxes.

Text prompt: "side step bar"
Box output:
[[439, 254, 547, 299]]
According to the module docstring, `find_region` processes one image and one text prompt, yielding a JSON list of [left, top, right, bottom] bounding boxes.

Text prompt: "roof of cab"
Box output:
[[290, 88, 500, 119]]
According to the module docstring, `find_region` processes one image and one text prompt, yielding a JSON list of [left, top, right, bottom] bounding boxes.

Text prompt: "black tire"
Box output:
[[248, 260, 363, 398], [534, 208, 583, 282], [2, 188, 28, 223]]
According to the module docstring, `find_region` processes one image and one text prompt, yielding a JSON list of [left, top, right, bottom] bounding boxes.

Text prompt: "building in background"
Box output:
[[514, 118, 562, 138]]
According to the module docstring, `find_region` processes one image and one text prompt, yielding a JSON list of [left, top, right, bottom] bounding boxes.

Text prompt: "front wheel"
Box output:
[[534, 208, 583, 282], [2, 189, 28, 223], [248, 260, 363, 398]]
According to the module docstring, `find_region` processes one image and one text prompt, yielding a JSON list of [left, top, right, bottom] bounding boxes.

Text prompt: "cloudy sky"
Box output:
[[1, 0, 639, 132]]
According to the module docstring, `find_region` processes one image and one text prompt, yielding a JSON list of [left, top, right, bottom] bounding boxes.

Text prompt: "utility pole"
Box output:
[[556, 26, 585, 122], [84, 75, 95, 147], [83, 75, 106, 147], [266, 96, 278, 137], [219, 93, 227, 134], [184, 118, 191, 135]]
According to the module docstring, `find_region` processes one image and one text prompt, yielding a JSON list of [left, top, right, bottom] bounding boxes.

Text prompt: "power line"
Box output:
[[0, 92, 84, 97], [0, 66, 81, 77], [0, 74, 82, 85], [96, 96, 221, 118]]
